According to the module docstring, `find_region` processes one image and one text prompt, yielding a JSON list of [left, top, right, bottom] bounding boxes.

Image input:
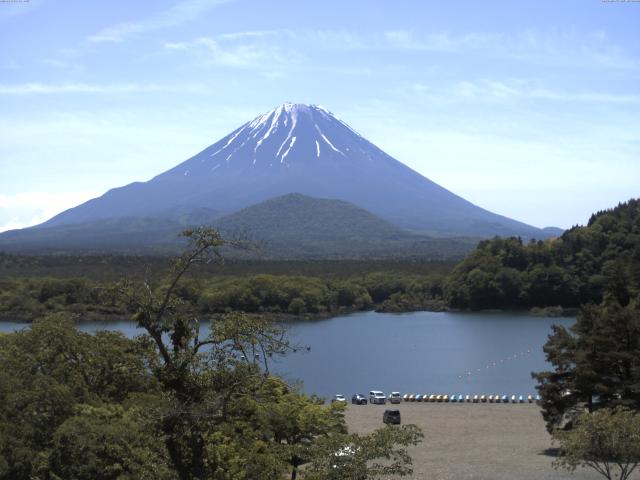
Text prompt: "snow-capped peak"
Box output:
[[200, 103, 371, 171]]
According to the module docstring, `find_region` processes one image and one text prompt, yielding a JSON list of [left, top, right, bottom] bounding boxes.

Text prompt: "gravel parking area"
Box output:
[[344, 402, 624, 480]]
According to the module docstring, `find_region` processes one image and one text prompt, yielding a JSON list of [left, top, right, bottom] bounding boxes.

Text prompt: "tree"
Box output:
[[304, 424, 424, 479], [44, 403, 174, 480], [533, 295, 640, 432], [117, 227, 293, 479], [256, 377, 347, 480], [553, 407, 640, 480], [0, 315, 158, 480]]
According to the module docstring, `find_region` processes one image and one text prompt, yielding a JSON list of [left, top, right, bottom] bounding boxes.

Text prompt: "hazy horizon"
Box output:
[[1, 0, 639, 232]]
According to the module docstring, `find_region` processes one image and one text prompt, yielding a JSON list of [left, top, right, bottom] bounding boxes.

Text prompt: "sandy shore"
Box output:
[[344, 402, 624, 480]]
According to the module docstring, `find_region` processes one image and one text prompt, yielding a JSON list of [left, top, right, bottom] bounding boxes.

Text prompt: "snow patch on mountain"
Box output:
[[281, 136, 296, 162], [202, 103, 363, 169]]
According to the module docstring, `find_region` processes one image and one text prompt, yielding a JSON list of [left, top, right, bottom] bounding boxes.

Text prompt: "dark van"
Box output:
[[383, 409, 401, 425]]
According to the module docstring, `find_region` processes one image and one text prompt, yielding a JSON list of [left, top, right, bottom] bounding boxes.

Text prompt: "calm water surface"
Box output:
[[0, 311, 573, 397]]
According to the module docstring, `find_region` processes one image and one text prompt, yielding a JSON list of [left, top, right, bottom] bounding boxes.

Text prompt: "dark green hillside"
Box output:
[[213, 193, 477, 259], [443, 199, 640, 310], [215, 193, 406, 240], [0, 217, 190, 254], [0, 194, 477, 259]]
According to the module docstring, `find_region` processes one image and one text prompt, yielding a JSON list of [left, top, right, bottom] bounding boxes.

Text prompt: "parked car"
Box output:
[[351, 394, 368, 405], [332, 394, 347, 403], [383, 409, 401, 425], [369, 390, 387, 405], [388, 392, 402, 404], [332, 445, 356, 469]]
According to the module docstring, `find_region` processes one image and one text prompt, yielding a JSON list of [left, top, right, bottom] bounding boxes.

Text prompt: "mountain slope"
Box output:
[[36, 103, 555, 239], [0, 194, 478, 259], [0, 217, 189, 254], [215, 193, 405, 241], [212, 193, 477, 258]]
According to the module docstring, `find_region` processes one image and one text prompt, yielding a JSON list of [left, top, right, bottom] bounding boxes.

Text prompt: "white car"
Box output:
[[332, 445, 356, 469], [389, 392, 402, 404], [369, 390, 387, 405], [332, 394, 347, 403]]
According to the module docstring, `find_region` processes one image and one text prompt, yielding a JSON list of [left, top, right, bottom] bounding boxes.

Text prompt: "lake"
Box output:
[[0, 311, 573, 398]]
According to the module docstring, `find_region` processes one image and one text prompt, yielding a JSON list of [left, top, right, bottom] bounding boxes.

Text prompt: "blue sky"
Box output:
[[1, 0, 638, 232]]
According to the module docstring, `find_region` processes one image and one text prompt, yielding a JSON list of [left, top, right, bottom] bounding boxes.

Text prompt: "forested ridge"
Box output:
[[444, 199, 640, 311], [1, 199, 638, 320], [0, 271, 446, 322]]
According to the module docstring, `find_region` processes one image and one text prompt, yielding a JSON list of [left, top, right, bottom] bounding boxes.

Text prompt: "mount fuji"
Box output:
[[1, 103, 560, 254]]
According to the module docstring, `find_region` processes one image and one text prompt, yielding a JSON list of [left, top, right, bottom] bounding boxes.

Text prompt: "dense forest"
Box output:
[[0, 271, 446, 322], [0, 253, 455, 280], [444, 199, 640, 311], [1, 199, 638, 321]]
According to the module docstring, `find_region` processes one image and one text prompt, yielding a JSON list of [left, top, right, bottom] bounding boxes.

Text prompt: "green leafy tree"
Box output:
[[256, 377, 347, 479], [553, 407, 640, 480], [305, 425, 424, 479], [44, 403, 174, 480], [0, 315, 157, 480], [117, 228, 294, 479], [533, 296, 640, 432], [444, 199, 640, 310]]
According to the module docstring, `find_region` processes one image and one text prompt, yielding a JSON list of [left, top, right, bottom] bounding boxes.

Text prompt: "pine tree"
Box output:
[[533, 295, 640, 432]]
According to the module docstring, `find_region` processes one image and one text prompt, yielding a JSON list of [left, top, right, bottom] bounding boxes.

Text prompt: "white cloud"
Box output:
[[0, 191, 100, 232], [405, 79, 640, 106], [0, 82, 207, 96], [161, 29, 374, 70], [384, 30, 501, 52], [164, 37, 297, 67], [448, 79, 640, 104], [213, 29, 367, 50], [382, 29, 639, 70], [216, 30, 287, 41], [87, 0, 233, 43]]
